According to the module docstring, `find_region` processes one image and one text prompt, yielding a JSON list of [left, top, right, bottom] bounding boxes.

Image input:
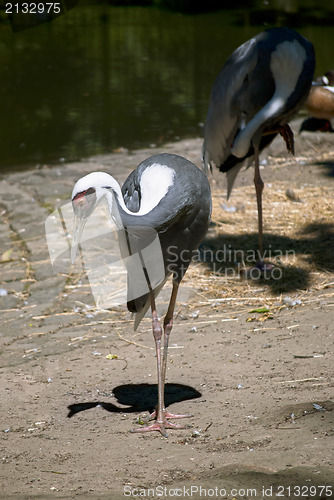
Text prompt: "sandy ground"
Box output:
[[0, 122, 333, 499]]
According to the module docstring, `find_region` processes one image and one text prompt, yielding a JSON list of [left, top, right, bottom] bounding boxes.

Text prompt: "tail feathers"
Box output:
[[133, 295, 151, 331], [226, 163, 244, 199], [128, 277, 169, 331], [201, 145, 212, 176]]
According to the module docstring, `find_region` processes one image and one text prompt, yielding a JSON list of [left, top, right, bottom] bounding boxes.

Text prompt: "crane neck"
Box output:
[[102, 183, 150, 229]]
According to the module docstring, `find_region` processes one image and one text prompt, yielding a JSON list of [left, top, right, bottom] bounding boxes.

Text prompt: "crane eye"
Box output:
[[72, 187, 96, 217], [72, 187, 95, 202]]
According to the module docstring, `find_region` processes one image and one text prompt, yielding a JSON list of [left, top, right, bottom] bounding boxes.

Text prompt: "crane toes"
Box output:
[[131, 420, 190, 438], [131, 412, 192, 437], [149, 409, 193, 420], [131, 421, 169, 437]]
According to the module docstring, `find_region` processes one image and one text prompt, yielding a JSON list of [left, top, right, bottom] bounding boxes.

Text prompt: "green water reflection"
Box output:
[[0, 2, 333, 170]]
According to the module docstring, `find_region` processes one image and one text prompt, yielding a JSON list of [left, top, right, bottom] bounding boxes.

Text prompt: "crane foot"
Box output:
[[131, 419, 190, 438]]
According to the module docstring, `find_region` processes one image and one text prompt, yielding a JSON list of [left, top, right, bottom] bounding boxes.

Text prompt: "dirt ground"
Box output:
[[0, 121, 333, 499]]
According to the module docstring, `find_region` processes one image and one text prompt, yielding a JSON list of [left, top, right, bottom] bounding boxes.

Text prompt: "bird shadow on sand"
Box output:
[[67, 383, 201, 418], [201, 220, 334, 294], [315, 160, 334, 177]]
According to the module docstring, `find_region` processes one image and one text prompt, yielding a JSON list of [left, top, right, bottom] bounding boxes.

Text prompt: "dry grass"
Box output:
[[182, 158, 334, 309]]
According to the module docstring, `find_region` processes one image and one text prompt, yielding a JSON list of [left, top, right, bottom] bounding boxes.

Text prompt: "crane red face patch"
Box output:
[[72, 187, 95, 202], [72, 187, 96, 217]]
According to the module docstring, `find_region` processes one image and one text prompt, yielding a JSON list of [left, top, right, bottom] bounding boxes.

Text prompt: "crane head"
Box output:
[[71, 187, 97, 264], [70, 171, 117, 264]]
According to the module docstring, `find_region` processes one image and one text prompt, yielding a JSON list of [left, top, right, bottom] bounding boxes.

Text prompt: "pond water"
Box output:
[[0, 1, 333, 170]]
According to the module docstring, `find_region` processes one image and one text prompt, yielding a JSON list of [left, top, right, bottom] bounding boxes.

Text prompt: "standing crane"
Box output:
[[203, 27, 315, 260], [71, 153, 211, 436]]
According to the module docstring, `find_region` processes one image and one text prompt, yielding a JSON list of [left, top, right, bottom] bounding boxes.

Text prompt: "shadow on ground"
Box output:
[[68, 383, 201, 418], [315, 160, 334, 177], [200, 220, 334, 293]]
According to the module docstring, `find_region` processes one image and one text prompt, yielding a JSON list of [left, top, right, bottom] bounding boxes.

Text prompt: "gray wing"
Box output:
[[122, 165, 143, 212], [203, 27, 314, 199], [202, 36, 259, 174], [120, 155, 211, 329]]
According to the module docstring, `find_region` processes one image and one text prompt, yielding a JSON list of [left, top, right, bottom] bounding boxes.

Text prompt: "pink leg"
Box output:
[[162, 281, 178, 386], [150, 282, 192, 421], [132, 283, 190, 437], [253, 142, 264, 260], [254, 125, 294, 265]]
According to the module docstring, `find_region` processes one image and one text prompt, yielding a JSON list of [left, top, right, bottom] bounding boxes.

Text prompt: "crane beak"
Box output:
[[71, 216, 86, 264]]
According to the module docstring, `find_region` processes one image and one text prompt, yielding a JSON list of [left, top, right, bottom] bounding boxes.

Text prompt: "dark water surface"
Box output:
[[0, 1, 333, 170]]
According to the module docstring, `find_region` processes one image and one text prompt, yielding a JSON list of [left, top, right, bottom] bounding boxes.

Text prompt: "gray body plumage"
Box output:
[[121, 153, 211, 326], [202, 27, 315, 196], [71, 153, 211, 329]]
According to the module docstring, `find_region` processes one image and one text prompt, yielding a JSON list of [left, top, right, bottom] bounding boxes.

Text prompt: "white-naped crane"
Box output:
[[71, 153, 211, 437], [203, 27, 315, 260]]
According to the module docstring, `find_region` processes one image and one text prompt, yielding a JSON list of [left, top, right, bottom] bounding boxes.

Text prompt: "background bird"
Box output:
[[301, 70, 334, 132], [71, 153, 211, 437], [202, 27, 315, 260], [299, 117, 333, 133], [314, 70, 334, 87]]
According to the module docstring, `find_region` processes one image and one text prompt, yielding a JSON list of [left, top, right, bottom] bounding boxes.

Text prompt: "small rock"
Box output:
[[283, 296, 301, 307], [286, 188, 303, 202], [190, 309, 200, 319]]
